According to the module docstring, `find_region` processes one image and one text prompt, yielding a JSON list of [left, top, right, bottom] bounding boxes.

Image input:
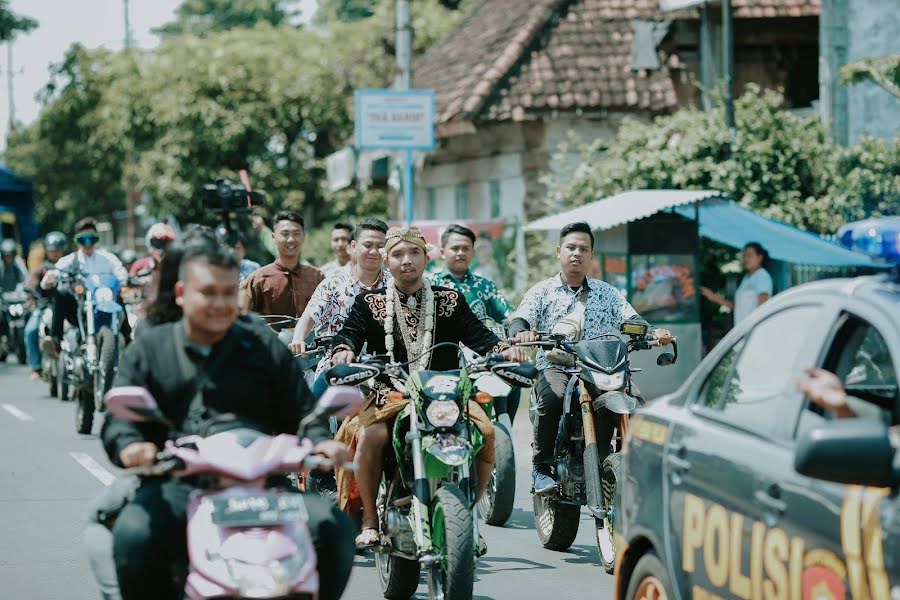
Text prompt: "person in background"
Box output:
[[320, 223, 353, 278], [220, 230, 260, 284], [129, 223, 176, 277], [240, 211, 324, 330], [23, 232, 67, 379], [118, 249, 138, 274], [700, 241, 773, 326], [0, 238, 27, 293]]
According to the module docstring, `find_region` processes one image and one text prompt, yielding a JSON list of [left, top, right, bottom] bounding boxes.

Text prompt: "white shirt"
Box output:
[[53, 249, 128, 286], [733, 268, 773, 324]]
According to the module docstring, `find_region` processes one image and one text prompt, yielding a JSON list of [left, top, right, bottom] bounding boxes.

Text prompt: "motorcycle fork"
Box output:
[[579, 381, 606, 520], [407, 406, 432, 554], [617, 414, 629, 453]]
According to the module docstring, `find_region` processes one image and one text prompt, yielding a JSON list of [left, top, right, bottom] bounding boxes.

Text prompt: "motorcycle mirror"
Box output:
[[314, 385, 366, 419], [105, 386, 172, 425], [656, 353, 675, 366]]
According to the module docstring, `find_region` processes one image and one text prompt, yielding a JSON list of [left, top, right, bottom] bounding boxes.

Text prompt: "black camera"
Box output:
[[201, 178, 265, 213]]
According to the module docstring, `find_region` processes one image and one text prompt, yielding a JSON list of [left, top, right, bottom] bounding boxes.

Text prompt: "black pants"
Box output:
[[112, 478, 356, 600], [533, 367, 616, 466]]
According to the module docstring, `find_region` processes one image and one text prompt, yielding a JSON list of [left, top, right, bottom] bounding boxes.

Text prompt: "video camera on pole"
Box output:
[[201, 177, 266, 240]]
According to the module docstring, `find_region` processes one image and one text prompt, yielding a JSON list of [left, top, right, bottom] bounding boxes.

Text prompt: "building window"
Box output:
[[425, 188, 437, 220], [489, 180, 501, 219], [455, 183, 469, 219]]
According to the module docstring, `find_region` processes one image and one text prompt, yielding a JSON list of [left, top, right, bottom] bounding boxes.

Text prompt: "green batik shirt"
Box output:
[[429, 267, 514, 324]]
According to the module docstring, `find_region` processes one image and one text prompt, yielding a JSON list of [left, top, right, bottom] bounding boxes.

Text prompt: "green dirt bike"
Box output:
[[324, 342, 538, 600]]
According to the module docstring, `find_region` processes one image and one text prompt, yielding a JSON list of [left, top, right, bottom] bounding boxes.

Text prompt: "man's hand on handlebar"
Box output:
[[511, 331, 539, 345], [331, 349, 356, 365], [651, 328, 675, 346], [313, 439, 351, 467], [289, 338, 307, 356], [502, 346, 530, 363], [119, 442, 159, 468]]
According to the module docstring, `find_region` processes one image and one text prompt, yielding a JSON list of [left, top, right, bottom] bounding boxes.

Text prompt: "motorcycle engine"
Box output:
[[384, 507, 417, 554]]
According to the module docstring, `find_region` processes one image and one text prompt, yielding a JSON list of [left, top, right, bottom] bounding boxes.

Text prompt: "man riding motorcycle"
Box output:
[[328, 226, 529, 549], [0, 238, 27, 294], [23, 232, 68, 378], [508, 222, 673, 494], [129, 222, 175, 277], [100, 243, 356, 600], [40, 218, 130, 353]]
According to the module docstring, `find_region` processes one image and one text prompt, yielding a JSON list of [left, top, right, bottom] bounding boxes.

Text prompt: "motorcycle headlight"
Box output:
[[425, 400, 461, 427], [9, 304, 23, 317], [592, 371, 625, 391], [94, 287, 114, 303]]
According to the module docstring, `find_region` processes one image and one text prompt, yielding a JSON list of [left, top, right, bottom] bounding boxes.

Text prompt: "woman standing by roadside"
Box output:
[[701, 242, 774, 325]]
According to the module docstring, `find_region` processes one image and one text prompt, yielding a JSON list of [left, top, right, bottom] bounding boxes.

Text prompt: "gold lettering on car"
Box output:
[[729, 513, 752, 599]]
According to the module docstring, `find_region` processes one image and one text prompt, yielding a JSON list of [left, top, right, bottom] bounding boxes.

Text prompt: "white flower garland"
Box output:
[[385, 283, 435, 370]]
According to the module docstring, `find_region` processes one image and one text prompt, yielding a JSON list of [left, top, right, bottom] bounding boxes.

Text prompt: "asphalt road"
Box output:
[[0, 360, 615, 600]]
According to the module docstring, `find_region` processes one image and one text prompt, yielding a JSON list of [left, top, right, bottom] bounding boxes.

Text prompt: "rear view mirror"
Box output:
[[795, 419, 898, 487], [105, 386, 172, 426], [656, 353, 675, 366], [491, 362, 539, 388]]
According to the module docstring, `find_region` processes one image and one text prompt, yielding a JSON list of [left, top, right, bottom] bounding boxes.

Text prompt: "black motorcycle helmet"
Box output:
[[44, 231, 68, 252], [0, 238, 17, 257]]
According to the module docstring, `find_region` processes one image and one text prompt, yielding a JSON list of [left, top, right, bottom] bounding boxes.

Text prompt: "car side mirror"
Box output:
[[794, 419, 898, 487], [105, 386, 172, 426]]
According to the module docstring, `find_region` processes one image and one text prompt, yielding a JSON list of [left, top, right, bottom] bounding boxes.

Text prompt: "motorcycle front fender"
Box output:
[[95, 301, 123, 314]]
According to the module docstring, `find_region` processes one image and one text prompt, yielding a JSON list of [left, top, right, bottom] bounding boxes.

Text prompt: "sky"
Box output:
[[0, 0, 319, 152]]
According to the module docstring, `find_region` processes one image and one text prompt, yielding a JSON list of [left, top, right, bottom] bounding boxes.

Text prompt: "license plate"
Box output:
[[210, 493, 308, 527]]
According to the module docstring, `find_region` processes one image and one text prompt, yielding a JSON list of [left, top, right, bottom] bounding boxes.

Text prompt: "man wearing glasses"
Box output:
[[41, 217, 129, 351]]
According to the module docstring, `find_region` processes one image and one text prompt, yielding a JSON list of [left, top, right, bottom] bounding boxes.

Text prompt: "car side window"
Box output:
[[797, 316, 899, 436], [696, 305, 822, 436]]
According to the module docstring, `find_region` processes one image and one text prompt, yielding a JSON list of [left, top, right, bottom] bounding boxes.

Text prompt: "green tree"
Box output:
[[154, 0, 300, 37], [0, 0, 37, 41], [840, 54, 900, 99]]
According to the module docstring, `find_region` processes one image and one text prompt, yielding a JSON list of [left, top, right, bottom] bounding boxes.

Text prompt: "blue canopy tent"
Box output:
[[0, 165, 38, 252]]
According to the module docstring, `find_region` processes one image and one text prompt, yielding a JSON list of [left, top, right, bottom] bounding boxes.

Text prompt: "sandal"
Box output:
[[355, 527, 379, 550], [477, 533, 488, 557]]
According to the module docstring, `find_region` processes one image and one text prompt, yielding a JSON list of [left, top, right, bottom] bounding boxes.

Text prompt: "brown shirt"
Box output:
[[241, 259, 325, 330]]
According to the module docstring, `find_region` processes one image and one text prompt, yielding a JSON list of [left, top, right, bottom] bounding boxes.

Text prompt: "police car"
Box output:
[[613, 271, 900, 600]]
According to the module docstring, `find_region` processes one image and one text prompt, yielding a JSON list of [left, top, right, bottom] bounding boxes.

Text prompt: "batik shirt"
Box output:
[[429, 267, 513, 325], [303, 266, 391, 378], [513, 274, 639, 371]]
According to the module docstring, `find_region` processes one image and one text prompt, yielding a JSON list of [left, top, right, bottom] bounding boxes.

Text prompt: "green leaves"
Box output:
[[0, 0, 37, 42]]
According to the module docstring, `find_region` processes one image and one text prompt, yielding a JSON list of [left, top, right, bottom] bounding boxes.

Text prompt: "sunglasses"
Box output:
[[75, 233, 100, 246], [149, 237, 172, 251]]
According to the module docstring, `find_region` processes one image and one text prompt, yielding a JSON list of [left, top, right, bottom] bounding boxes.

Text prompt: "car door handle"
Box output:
[[665, 445, 692, 472], [754, 485, 787, 515]]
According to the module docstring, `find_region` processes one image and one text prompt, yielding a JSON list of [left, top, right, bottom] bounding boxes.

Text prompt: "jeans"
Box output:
[[112, 478, 355, 600], [532, 368, 616, 466], [24, 310, 41, 371]]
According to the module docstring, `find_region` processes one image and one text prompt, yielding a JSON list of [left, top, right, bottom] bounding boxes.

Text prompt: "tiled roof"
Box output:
[[413, 0, 820, 127]]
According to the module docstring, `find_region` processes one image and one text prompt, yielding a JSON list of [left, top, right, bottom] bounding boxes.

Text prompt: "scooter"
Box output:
[[105, 384, 365, 599]]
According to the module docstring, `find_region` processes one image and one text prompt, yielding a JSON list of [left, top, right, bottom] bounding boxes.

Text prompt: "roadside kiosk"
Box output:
[[525, 190, 885, 399]]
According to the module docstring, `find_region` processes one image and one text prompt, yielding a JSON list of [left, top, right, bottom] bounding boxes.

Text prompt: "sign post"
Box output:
[[355, 89, 435, 225]]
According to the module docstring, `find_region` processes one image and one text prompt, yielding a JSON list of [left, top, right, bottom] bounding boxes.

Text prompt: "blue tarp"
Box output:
[[674, 199, 884, 268], [0, 164, 38, 251]]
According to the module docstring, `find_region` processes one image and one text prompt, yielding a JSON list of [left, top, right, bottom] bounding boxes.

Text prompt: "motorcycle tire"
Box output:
[[15, 331, 26, 365], [624, 552, 672, 600], [533, 493, 580, 551], [376, 551, 421, 600], [432, 484, 475, 600], [94, 327, 117, 412], [57, 353, 70, 401], [597, 452, 623, 574], [478, 422, 516, 526], [75, 388, 94, 435]]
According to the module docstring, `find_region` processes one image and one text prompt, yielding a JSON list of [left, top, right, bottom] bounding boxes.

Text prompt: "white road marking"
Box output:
[[2, 403, 35, 422], [69, 452, 116, 486]]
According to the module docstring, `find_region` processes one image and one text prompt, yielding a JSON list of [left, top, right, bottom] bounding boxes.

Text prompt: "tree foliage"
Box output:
[[840, 54, 900, 99], [0, 0, 37, 41], [543, 85, 898, 235], [153, 0, 300, 37]]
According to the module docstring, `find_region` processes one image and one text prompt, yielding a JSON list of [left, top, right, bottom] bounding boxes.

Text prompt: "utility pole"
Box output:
[[396, 0, 414, 225], [6, 41, 14, 132], [722, 0, 736, 135], [123, 0, 138, 250]]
